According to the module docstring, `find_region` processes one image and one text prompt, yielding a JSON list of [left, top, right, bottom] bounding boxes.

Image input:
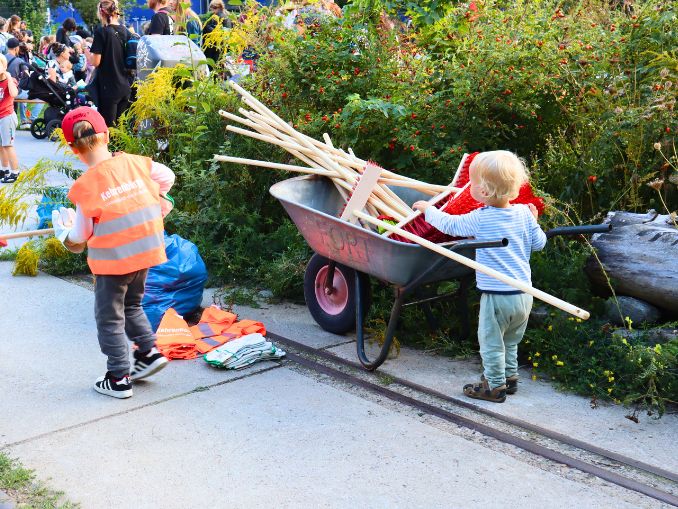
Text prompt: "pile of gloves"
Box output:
[[204, 333, 286, 370]]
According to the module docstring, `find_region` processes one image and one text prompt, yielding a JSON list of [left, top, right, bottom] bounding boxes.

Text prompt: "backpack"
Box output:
[[109, 25, 138, 72], [125, 34, 139, 70]]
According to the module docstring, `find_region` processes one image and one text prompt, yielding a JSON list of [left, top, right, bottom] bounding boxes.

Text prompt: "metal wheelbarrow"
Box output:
[[270, 175, 609, 371]]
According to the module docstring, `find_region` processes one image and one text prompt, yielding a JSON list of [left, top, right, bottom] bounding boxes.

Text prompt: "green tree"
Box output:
[[0, 0, 49, 33]]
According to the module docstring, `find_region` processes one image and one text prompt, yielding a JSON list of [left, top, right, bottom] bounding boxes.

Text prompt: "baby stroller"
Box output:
[[27, 62, 91, 140]]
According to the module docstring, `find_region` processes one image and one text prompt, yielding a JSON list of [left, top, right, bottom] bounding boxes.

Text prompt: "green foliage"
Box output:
[[0, 0, 48, 33], [524, 318, 678, 417]]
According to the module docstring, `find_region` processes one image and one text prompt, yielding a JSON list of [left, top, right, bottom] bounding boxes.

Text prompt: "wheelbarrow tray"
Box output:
[[270, 176, 476, 287]]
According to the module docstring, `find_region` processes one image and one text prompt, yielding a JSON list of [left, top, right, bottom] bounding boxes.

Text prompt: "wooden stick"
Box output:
[[355, 211, 590, 320], [383, 154, 469, 238], [213, 155, 336, 176], [1, 228, 55, 240]]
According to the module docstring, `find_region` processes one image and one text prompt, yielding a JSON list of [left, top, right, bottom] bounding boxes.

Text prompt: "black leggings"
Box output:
[[96, 95, 130, 127]]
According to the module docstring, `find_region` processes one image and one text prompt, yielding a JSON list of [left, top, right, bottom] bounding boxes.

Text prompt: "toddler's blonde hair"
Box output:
[[469, 150, 529, 202], [71, 120, 107, 152]]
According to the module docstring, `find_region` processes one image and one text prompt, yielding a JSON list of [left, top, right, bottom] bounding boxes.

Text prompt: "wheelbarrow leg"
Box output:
[[356, 272, 403, 371], [458, 275, 472, 341]]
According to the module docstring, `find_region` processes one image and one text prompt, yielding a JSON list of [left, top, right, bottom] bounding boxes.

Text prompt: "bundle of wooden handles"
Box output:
[[214, 82, 590, 320]]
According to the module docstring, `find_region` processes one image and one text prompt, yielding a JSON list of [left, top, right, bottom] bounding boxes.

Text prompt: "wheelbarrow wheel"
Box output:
[[304, 254, 371, 335]]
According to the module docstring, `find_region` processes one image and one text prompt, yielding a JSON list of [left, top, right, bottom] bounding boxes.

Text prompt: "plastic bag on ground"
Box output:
[[143, 232, 208, 331]]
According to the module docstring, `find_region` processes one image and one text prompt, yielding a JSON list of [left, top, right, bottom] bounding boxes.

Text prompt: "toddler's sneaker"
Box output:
[[130, 347, 168, 381], [481, 374, 519, 395], [0, 169, 7, 180], [94, 372, 133, 399], [463, 378, 506, 403]]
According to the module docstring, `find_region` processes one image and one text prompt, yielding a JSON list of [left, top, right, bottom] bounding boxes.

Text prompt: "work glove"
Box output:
[[51, 207, 77, 245]]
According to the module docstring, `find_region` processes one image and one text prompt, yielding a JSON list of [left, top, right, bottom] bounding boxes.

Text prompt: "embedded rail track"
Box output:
[[267, 332, 678, 507]]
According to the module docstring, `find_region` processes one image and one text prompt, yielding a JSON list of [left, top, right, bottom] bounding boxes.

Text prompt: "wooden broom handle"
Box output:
[[355, 210, 590, 320], [0, 228, 55, 240]]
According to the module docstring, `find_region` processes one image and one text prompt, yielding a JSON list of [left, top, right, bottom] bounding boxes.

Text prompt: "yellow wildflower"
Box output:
[[608, 376, 614, 382], [556, 361, 564, 366], [654, 344, 662, 354], [531, 374, 537, 381], [547, 325, 553, 331], [533, 362, 539, 367], [535, 352, 541, 357], [551, 354, 558, 361], [607, 387, 613, 393], [588, 340, 594, 347]]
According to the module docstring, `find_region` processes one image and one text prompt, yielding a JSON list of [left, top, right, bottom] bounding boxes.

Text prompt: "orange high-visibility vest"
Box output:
[[190, 306, 238, 340], [155, 308, 196, 359], [67, 153, 167, 275]]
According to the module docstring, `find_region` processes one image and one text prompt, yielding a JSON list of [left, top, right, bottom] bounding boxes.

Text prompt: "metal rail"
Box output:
[[268, 332, 678, 506]]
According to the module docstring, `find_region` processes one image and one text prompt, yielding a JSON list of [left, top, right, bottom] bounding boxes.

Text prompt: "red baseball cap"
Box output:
[[61, 107, 108, 144]]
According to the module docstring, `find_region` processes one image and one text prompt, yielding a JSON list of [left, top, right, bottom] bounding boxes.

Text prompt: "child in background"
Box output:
[[59, 58, 77, 88], [72, 42, 87, 81], [0, 54, 19, 183], [413, 150, 547, 403], [53, 106, 174, 398]]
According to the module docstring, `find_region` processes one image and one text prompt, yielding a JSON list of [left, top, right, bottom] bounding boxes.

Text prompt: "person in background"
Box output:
[[147, 0, 174, 35], [169, 0, 202, 43], [56, 17, 77, 48], [202, 0, 230, 65], [0, 18, 10, 55], [72, 42, 87, 82], [7, 16, 21, 39], [76, 25, 93, 40], [0, 54, 20, 183], [5, 37, 40, 129], [85, 0, 133, 126], [46, 43, 72, 82], [19, 21, 27, 32], [413, 151, 547, 403], [54, 106, 174, 398]]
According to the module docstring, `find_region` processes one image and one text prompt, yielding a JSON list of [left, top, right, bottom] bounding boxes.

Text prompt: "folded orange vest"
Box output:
[[190, 306, 238, 340], [156, 308, 197, 360], [156, 307, 266, 359]]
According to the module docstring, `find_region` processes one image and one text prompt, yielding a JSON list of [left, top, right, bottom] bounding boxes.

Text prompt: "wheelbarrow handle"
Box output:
[[448, 238, 509, 251], [545, 224, 611, 239]]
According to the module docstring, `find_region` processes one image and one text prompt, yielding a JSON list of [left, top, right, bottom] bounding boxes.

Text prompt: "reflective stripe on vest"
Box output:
[[197, 323, 215, 338], [88, 231, 165, 261], [200, 336, 222, 347], [93, 204, 162, 237]]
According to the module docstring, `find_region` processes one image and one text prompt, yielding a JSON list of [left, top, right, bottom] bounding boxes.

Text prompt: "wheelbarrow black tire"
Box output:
[[304, 254, 371, 335]]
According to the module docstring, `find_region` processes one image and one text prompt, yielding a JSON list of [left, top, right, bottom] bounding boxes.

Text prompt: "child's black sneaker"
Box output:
[[0, 169, 8, 180], [463, 378, 506, 403], [130, 347, 168, 381], [94, 372, 133, 399], [1, 172, 19, 184]]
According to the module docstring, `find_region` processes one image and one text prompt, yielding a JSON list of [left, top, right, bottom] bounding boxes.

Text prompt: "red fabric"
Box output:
[[391, 152, 545, 243], [0, 79, 15, 118]]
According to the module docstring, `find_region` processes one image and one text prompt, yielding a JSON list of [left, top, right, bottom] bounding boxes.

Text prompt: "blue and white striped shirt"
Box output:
[[425, 204, 547, 293]]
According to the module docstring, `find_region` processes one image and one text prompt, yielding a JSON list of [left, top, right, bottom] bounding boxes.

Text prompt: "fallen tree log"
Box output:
[[585, 211, 678, 314]]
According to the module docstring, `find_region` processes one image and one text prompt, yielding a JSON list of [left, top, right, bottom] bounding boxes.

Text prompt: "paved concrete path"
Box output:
[[0, 263, 665, 508]]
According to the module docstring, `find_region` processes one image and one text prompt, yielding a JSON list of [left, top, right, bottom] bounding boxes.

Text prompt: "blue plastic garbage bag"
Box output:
[[143, 232, 208, 331], [37, 187, 69, 229]]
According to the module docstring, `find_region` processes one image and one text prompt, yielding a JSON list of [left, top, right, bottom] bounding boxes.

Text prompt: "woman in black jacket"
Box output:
[[84, 0, 132, 126], [56, 17, 77, 48]]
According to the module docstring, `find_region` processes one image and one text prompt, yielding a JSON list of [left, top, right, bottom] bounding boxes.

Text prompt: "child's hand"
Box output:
[[412, 201, 430, 213], [528, 203, 539, 220]]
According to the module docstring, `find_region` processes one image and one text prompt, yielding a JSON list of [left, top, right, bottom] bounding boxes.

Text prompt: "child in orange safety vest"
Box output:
[[53, 106, 175, 399]]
